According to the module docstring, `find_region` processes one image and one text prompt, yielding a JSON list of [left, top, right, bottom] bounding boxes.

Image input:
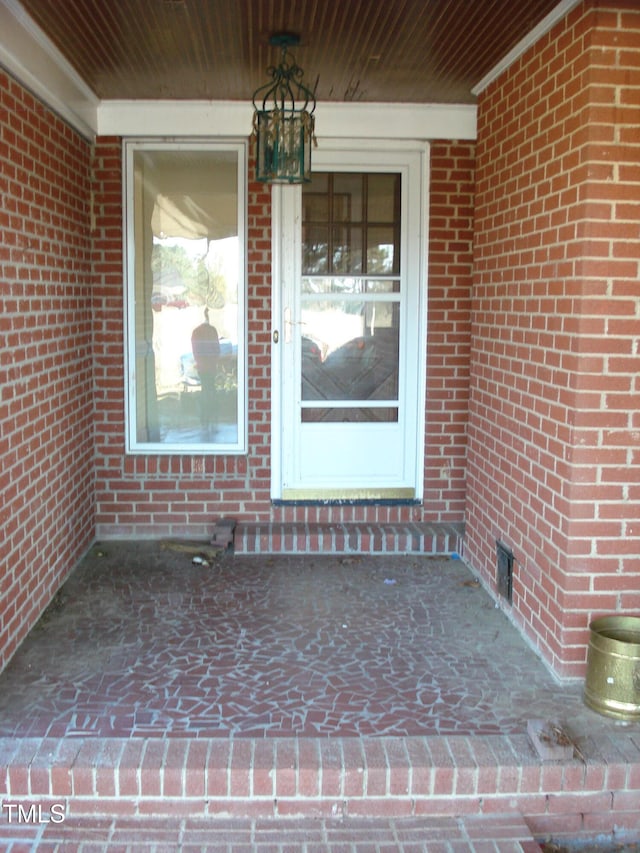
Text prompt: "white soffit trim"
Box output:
[[0, 0, 98, 139], [2, 0, 476, 141], [97, 100, 477, 140], [471, 0, 583, 96], [98, 100, 253, 138]]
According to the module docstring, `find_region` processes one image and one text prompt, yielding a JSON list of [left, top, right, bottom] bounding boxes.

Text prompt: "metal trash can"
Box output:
[[584, 615, 640, 720]]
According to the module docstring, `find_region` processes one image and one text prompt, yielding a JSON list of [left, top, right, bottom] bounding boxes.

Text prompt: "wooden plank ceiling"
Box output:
[[19, 0, 562, 104]]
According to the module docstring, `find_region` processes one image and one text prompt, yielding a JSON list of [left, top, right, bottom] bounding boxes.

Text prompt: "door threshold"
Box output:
[[277, 487, 417, 504]]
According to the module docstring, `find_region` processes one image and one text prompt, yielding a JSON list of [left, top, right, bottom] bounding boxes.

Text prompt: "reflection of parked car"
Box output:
[[166, 296, 189, 309], [151, 292, 166, 312], [151, 291, 189, 311]]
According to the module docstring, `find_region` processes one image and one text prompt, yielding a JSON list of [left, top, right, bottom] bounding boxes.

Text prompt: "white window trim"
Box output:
[[123, 138, 248, 455]]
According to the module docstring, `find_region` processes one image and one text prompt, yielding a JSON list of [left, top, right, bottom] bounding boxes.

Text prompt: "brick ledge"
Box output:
[[2, 731, 639, 834], [234, 522, 465, 555]]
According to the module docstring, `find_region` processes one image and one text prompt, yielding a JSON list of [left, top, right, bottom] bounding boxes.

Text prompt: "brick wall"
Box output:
[[0, 72, 94, 671], [93, 139, 474, 536], [425, 143, 474, 522], [92, 141, 275, 536], [465, 1, 640, 678]]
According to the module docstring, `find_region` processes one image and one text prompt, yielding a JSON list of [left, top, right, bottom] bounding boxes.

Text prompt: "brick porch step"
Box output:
[[234, 522, 465, 555], [1, 733, 639, 845], [0, 813, 543, 851]]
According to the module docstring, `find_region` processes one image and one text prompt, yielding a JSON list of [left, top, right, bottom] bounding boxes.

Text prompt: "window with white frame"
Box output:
[[124, 140, 247, 454]]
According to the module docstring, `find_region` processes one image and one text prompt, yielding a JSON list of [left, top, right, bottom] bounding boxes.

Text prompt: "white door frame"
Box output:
[[270, 138, 429, 501]]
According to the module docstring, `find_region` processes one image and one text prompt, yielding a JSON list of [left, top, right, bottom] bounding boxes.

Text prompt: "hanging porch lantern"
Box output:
[[252, 32, 317, 184]]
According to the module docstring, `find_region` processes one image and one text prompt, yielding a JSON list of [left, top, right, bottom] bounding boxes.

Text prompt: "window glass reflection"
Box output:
[[127, 145, 245, 452]]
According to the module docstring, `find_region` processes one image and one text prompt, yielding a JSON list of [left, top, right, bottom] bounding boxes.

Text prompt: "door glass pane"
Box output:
[[301, 171, 401, 424], [333, 174, 363, 222], [301, 300, 400, 405], [302, 172, 400, 277], [302, 225, 329, 274], [332, 226, 363, 274], [367, 226, 397, 274], [302, 407, 398, 423], [126, 144, 245, 453], [301, 277, 399, 295], [367, 174, 398, 222], [302, 192, 329, 223]]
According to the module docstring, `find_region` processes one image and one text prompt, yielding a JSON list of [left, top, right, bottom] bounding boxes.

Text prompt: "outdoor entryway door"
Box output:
[[271, 142, 428, 501]]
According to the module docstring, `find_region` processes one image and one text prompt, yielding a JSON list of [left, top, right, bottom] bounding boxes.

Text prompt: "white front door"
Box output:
[[272, 142, 428, 501]]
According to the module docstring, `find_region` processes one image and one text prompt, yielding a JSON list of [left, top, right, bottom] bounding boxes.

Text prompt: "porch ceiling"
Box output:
[[18, 0, 563, 104]]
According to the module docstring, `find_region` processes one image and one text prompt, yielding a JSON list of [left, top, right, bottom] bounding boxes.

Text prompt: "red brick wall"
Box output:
[[0, 72, 94, 671], [426, 143, 474, 521], [465, 1, 640, 678], [93, 141, 275, 536], [92, 139, 474, 535]]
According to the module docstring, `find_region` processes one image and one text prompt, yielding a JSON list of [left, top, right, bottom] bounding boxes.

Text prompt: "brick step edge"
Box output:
[[0, 814, 545, 852], [0, 800, 637, 845], [2, 734, 639, 827], [233, 522, 465, 555]]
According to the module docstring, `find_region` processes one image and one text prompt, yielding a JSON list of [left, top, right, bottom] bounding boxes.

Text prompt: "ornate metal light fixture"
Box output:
[[252, 33, 317, 184]]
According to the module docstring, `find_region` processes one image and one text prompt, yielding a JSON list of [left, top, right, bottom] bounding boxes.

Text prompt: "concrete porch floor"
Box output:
[[0, 540, 639, 850]]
